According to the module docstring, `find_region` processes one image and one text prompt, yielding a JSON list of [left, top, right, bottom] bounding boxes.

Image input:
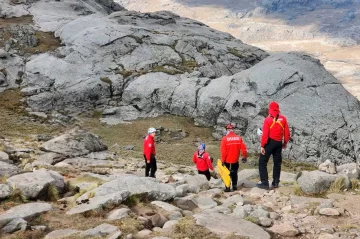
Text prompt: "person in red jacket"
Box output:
[[193, 143, 214, 181], [257, 101, 290, 189], [143, 127, 157, 178], [221, 124, 247, 192]]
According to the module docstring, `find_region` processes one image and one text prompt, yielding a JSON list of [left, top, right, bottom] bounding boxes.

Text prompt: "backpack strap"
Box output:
[[270, 115, 284, 130]]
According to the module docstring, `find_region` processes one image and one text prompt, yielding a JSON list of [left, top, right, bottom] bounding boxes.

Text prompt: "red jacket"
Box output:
[[143, 134, 156, 161], [221, 131, 247, 164], [261, 114, 290, 147], [193, 151, 213, 171]]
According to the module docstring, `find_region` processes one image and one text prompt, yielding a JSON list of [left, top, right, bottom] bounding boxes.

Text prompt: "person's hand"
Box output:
[[261, 147, 265, 155], [147, 160, 150, 164], [282, 144, 287, 149], [241, 158, 247, 163], [222, 161, 225, 167]]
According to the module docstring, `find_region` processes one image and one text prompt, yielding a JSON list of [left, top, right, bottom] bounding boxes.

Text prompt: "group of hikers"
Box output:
[[143, 101, 290, 191]]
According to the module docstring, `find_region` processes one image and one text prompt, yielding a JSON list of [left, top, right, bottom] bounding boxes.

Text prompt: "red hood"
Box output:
[[268, 101, 280, 117]]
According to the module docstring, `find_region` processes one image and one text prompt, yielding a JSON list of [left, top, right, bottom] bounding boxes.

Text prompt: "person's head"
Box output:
[[198, 143, 206, 152], [148, 127, 156, 136], [268, 101, 280, 117], [225, 123, 235, 131]]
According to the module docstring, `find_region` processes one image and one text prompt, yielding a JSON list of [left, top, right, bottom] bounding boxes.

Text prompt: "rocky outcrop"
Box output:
[[0, 202, 52, 228], [6, 169, 65, 199], [41, 130, 107, 157]]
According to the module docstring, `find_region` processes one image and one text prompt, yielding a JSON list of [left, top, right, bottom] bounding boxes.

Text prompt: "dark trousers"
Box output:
[[259, 138, 282, 185], [144, 154, 157, 178], [224, 162, 239, 188], [198, 169, 211, 181]]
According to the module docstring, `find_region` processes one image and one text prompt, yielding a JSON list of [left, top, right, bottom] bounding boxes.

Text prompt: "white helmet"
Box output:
[[148, 127, 157, 134]]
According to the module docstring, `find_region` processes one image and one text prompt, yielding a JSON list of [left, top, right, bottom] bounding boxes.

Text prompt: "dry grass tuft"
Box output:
[[169, 216, 219, 239], [329, 177, 347, 193], [47, 184, 59, 201]]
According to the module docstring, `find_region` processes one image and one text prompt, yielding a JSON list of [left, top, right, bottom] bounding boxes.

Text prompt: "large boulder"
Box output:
[[77, 175, 176, 202], [194, 213, 270, 239], [66, 191, 130, 215], [6, 169, 65, 199], [0, 203, 52, 228], [41, 130, 107, 157], [297, 170, 350, 194]]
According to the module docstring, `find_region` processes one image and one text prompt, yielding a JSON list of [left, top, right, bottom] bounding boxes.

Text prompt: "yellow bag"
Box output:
[[217, 159, 231, 187]]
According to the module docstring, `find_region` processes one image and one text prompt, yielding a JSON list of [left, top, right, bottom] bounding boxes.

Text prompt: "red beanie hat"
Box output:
[[268, 101, 280, 116]]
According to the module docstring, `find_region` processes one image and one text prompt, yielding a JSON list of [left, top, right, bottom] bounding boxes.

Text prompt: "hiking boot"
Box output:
[[271, 182, 279, 188], [233, 186, 238, 191], [224, 187, 231, 192], [256, 183, 270, 190]]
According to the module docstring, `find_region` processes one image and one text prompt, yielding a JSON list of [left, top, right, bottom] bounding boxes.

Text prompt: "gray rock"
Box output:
[[41, 130, 107, 157], [168, 211, 183, 220], [238, 169, 259, 186], [222, 195, 244, 207], [0, 203, 52, 228], [80, 223, 120, 237], [0, 151, 9, 161], [151, 201, 181, 212], [318, 160, 337, 174], [0, 161, 19, 177], [184, 175, 210, 192], [175, 195, 198, 210], [0, 49, 8, 58], [203, 205, 231, 215], [194, 213, 270, 239], [268, 222, 300, 237], [67, 191, 130, 215], [280, 172, 297, 184], [56, 157, 124, 169], [233, 205, 253, 218], [6, 169, 65, 199], [259, 217, 272, 227], [77, 175, 175, 202], [192, 197, 217, 210], [107, 208, 131, 220], [319, 208, 340, 216], [0, 184, 12, 200], [2, 218, 27, 234], [151, 213, 168, 228], [337, 163, 360, 179], [35, 152, 66, 165], [31, 225, 47, 231], [29, 111, 48, 119], [250, 208, 269, 219], [44, 229, 82, 239]]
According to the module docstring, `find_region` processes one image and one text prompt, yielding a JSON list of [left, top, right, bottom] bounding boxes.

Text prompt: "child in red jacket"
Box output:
[[193, 143, 214, 181]]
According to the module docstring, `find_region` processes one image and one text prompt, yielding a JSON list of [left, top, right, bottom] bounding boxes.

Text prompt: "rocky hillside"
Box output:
[[0, 0, 360, 164]]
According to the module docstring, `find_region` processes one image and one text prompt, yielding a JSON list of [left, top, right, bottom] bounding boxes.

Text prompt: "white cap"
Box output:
[[148, 127, 156, 134], [257, 128, 263, 136]]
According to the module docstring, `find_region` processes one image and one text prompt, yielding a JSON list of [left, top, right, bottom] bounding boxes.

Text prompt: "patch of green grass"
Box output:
[[281, 159, 317, 173], [123, 194, 148, 207], [115, 69, 133, 78], [0, 175, 8, 184], [244, 216, 259, 224], [228, 47, 245, 58], [152, 65, 183, 75], [329, 177, 347, 193], [100, 76, 112, 85]]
